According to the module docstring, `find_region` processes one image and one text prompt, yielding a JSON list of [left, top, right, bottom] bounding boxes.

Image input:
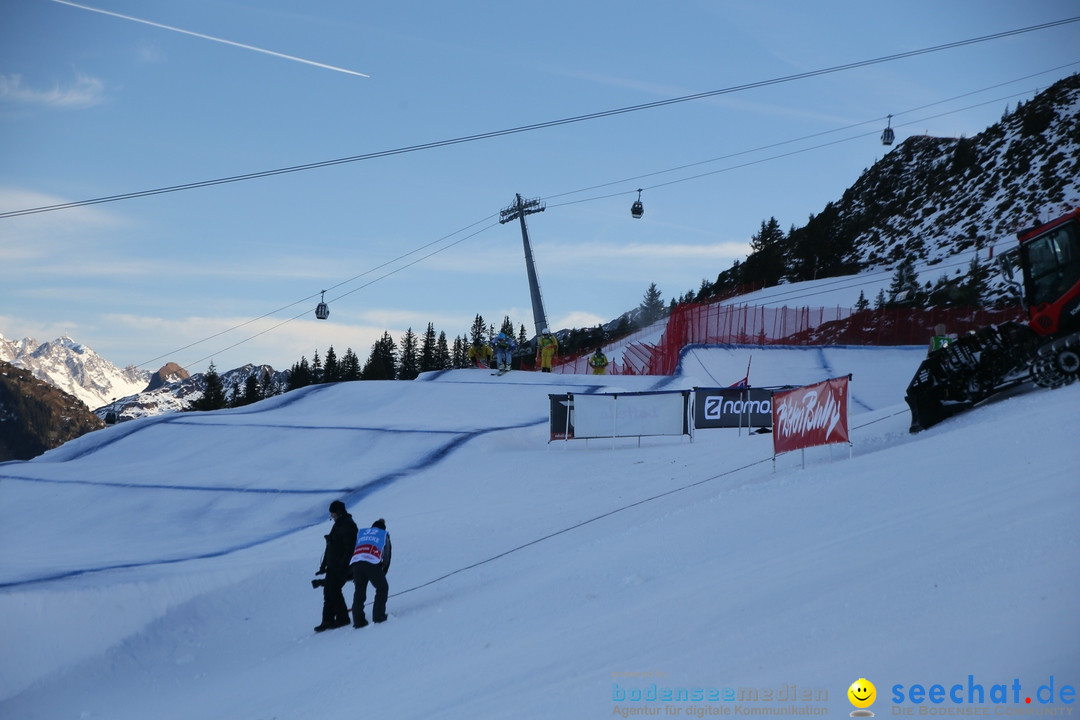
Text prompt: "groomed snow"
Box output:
[[0, 344, 1076, 719]]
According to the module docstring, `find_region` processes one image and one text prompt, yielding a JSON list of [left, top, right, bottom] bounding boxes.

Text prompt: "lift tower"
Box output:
[[499, 193, 549, 339]]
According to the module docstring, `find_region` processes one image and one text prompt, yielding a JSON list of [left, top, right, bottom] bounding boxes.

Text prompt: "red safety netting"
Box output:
[[553, 302, 1025, 376]]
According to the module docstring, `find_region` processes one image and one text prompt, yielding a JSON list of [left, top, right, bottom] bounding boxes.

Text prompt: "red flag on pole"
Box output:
[[730, 355, 752, 388]]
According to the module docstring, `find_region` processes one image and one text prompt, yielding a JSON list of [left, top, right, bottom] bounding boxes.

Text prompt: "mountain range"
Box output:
[[0, 347, 292, 460], [0, 334, 149, 411]]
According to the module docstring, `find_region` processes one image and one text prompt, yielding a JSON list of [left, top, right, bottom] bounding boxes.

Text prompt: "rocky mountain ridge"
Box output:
[[106, 364, 289, 422], [0, 334, 149, 412], [1, 333, 288, 425], [0, 360, 104, 461], [784, 73, 1080, 291]]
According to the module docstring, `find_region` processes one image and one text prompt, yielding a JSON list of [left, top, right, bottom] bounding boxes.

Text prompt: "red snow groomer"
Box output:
[[906, 206, 1080, 432]]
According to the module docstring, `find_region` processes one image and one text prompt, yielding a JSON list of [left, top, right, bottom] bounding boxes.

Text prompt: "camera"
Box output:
[[311, 578, 326, 589]]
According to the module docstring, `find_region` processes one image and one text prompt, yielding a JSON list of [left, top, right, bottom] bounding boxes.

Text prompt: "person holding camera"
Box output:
[[313, 500, 358, 632], [351, 518, 392, 627]]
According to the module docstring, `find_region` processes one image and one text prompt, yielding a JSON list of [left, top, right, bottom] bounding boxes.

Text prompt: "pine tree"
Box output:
[[323, 346, 340, 383], [499, 316, 515, 337], [419, 323, 437, 373], [888, 257, 922, 306], [361, 332, 397, 380], [311, 350, 323, 384], [741, 216, 788, 287], [236, 375, 259, 406], [452, 335, 467, 368], [638, 283, 665, 325], [749, 216, 784, 252], [517, 324, 528, 346], [874, 289, 886, 310], [434, 331, 451, 370], [399, 327, 420, 380], [855, 291, 870, 311], [341, 348, 361, 381], [956, 257, 991, 307], [191, 361, 227, 410], [287, 356, 312, 390], [469, 315, 487, 346]]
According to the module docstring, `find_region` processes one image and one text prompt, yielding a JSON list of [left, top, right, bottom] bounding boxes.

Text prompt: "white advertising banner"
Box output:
[[571, 391, 688, 439]]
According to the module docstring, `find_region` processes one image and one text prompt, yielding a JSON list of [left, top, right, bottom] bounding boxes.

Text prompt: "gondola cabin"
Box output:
[[315, 290, 329, 320], [631, 189, 644, 219], [881, 115, 895, 146]]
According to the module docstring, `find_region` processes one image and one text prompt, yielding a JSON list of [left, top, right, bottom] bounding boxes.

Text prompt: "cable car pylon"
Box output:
[[499, 193, 549, 339]]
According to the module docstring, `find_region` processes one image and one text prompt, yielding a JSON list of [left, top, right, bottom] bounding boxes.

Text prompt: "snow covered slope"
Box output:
[[0, 348, 1076, 719]]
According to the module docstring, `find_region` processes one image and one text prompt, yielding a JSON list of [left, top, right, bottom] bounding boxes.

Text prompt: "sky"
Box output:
[[2, 0, 1080, 373], [0, 341, 1076, 718]]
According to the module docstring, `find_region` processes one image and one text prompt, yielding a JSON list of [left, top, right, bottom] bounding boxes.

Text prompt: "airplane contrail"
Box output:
[[49, 0, 370, 78]]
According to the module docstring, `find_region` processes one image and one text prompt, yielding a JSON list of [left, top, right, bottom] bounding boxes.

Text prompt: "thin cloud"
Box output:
[[0, 73, 105, 108], [555, 310, 608, 330]]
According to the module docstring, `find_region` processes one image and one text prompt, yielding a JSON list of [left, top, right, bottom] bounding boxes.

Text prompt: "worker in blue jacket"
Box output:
[[350, 518, 392, 627]]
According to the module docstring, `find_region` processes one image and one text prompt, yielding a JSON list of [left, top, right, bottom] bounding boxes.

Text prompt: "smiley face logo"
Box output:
[[848, 678, 876, 709]]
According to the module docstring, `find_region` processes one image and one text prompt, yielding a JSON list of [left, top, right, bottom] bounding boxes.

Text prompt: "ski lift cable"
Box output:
[[152, 80, 1055, 370], [165, 221, 501, 370], [545, 81, 1066, 211], [2, 18, 1078, 220], [134, 215, 499, 368], [542, 60, 1080, 204], [144, 72, 1073, 369]]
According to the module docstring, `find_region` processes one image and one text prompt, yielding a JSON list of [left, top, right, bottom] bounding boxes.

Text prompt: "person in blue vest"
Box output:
[[314, 500, 358, 632], [350, 518, 392, 627], [492, 332, 516, 371]]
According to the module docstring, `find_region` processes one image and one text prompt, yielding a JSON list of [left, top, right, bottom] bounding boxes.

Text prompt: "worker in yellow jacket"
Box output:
[[589, 347, 609, 375], [537, 328, 559, 373], [467, 339, 493, 368]]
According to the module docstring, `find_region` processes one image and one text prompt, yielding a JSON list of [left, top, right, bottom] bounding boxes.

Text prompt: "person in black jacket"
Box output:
[[314, 500, 358, 632], [350, 518, 392, 627]]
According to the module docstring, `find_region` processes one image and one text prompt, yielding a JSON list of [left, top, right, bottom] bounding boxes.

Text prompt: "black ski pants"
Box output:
[[352, 561, 388, 625], [321, 568, 351, 626]]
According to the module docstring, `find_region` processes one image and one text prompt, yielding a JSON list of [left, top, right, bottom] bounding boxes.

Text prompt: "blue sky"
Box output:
[[2, 0, 1078, 373]]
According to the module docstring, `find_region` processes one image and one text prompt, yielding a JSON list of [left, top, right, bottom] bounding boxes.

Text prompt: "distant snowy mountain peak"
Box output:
[[1, 333, 288, 420], [0, 335, 151, 411]]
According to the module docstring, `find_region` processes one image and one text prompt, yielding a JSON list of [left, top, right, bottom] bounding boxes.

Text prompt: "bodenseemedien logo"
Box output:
[[849, 678, 877, 717]]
